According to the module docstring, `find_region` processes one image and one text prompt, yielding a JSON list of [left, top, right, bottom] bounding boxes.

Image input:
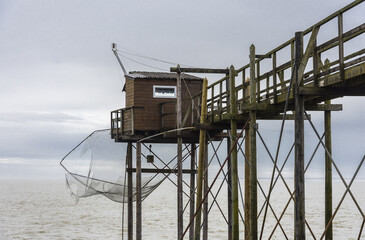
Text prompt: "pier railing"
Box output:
[[202, 0, 365, 122]]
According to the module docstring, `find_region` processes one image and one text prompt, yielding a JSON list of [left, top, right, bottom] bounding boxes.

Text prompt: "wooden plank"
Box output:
[[298, 26, 320, 85], [298, 87, 365, 96]]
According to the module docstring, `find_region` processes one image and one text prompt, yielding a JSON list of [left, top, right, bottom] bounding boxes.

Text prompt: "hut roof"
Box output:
[[125, 71, 203, 81]]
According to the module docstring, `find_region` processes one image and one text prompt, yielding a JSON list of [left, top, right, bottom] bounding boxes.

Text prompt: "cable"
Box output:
[[117, 53, 168, 72], [116, 46, 197, 68]]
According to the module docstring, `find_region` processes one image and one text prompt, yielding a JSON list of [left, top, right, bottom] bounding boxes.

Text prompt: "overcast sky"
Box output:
[[0, 0, 364, 180]]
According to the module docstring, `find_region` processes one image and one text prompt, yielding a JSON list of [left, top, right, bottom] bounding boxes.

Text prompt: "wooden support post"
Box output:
[[229, 65, 239, 240], [244, 76, 251, 240], [227, 137, 233, 240], [244, 125, 250, 240], [203, 142, 208, 240], [325, 100, 333, 240], [127, 142, 133, 240], [249, 44, 258, 240], [189, 144, 196, 240], [194, 78, 208, 240], [177, 65, 184, 239], [136, 141, 142, 240], [294, 32, 305, 240], [226, 72, 233, 240]]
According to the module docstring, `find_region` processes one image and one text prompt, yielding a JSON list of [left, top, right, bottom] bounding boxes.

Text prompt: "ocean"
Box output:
[[0, 179, 364, 239]]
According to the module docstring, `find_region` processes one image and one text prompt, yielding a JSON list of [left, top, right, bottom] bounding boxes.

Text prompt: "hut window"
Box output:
[[153, 85, 177, 98]]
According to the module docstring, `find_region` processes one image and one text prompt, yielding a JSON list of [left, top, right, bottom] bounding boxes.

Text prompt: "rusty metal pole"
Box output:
[[294, 32, 305, 240]]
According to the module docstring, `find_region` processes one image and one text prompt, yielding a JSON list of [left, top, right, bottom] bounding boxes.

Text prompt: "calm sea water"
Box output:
[[0, 179, 364, 239]]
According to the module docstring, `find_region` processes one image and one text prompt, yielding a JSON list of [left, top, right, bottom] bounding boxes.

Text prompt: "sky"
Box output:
[[0, 0, 364, 180]]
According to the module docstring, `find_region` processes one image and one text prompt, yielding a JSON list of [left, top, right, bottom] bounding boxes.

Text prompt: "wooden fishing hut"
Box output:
[[111, 71, 204, 142]]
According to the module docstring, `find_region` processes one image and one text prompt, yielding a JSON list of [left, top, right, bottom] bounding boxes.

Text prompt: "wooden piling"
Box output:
[[136, 141, 142, 240], [203, 143, 208, 240], [294, 32, 305, 240], [229, 65, 239, 240], [177, 65, 184, 239], [189, 144, 196, 240], [227, 137, 233, 240], [325, 100, 333, 240], [226, 73, 233, 240], [194, 78, 208, 240], [249, 44, 258, 240], [244, 76, 251, 240], [127, 142, 133, 240]]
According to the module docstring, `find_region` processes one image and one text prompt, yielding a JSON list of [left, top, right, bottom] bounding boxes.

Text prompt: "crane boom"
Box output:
[[112, 43, 127, 75]]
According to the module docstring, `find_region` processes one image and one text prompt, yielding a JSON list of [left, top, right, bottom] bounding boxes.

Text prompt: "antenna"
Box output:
[[112, 43, 127, 75]]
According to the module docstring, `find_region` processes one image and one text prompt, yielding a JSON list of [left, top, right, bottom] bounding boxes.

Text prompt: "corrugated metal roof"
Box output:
[[126, 71, 203, 81]]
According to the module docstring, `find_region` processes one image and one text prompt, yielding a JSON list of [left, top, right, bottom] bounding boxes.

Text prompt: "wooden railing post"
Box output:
[[273, 52, 277, 103], [338, 13, 345, 81]]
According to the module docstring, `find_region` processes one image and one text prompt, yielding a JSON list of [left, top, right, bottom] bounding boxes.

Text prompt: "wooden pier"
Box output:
[[111, 1, 365, 239]]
